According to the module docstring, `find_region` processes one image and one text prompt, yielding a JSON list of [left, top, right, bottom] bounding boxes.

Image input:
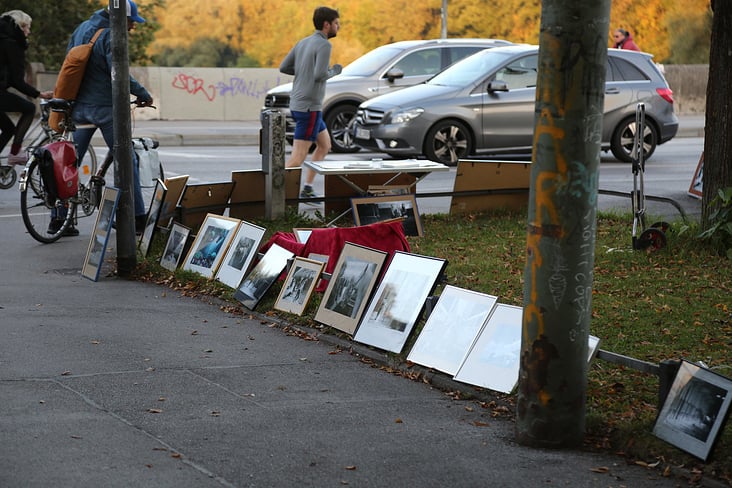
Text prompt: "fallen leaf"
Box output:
[[395, 418, 403, 423], [147, 408, 163, 414], [344, 465, 357, 471], [191, 330, 198, 335], [158, 397, 166, 402], [465, 406, 474, 412], [70, 435, 82, 439], [211, 411, 221, 417], [91, 340, 100, 345], [61, 371, 71, 376], [171, 453, 182, 459], [590, 466, 609, 473], [472, 420, 489, 427]]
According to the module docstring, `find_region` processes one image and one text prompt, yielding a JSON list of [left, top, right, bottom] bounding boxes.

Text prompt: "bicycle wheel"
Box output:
[[0, 164, 17, 189], [78, 144, 98, 187], [20, 156, 77, 244]]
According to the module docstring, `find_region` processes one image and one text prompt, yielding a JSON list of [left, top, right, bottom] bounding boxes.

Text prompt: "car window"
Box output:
[[428, 49, 514, 87], [446, 46, 490, 67], [607, 57, 649, 81], [341, 46, 404, 77], [494, 55, 538, 89], [393, 48, 442, 76]]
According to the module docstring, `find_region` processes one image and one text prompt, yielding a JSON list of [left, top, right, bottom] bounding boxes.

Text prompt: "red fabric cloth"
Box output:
[[260, 220, 410, 292]]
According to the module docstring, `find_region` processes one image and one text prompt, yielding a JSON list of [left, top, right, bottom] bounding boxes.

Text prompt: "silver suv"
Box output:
[[262, 38, 513, 153], [353, 45, 678, 165]]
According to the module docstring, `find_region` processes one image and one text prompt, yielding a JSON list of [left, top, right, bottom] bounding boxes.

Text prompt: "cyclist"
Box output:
[[56, 0, 153, 236], [0, 10, 53, 166]]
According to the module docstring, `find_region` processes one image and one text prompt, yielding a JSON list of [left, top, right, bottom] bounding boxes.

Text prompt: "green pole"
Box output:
[[516, 0, 611, 448]]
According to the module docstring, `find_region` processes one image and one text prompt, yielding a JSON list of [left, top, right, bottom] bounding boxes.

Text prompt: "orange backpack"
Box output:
[[50, 29, 104, 132]]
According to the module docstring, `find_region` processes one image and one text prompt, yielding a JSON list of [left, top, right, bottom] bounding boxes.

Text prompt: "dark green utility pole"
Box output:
[[516, 1, 611, 447], [110, 0, 137, 277]]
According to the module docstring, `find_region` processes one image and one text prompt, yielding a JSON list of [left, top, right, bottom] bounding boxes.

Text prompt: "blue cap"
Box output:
[[127, 0, 145, 23]]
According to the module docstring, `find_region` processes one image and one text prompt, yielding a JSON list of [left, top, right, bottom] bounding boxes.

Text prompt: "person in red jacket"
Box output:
[[613, 28, 641, 51], [0, 10, 53, 165]]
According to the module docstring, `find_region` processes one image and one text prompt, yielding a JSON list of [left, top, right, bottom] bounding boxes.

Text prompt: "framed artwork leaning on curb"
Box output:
[[139, 179, 167, 257], [274, 257, 325, 316], [182, 214, 240, 278], [653, 359, 732, 461], [82, 187, 120, 282], [354, 251, 447, 353], [160, 223, 191, 272], [314, 242, 388, 335], [215, 220, 266, 289], [234, 243, 294, 310]]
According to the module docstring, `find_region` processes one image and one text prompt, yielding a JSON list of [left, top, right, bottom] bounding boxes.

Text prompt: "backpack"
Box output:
[[49, 28, 105, 132], [35, 141, 79, 204]]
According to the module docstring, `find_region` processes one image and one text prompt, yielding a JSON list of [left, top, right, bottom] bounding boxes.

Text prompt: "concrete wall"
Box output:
[[34, 64, 706, 121]]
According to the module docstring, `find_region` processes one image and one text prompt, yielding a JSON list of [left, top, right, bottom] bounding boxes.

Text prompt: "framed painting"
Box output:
[[160, 223, 191, 272], [82, 187, 120, 282], [233, 243, 294, 310], [139, 178, 167, 257], [274, 257, 325, 315], [452, 303, 523, 394], [653, 360, 732, 461], [351, 194, 423, 237], [353, 251, 447, 353], [406, 286, 498, 376], [314, 242, 388, 335], [214, 220, 266, 289], [158, 174, 189, 229], [181, 213, 240, 278]]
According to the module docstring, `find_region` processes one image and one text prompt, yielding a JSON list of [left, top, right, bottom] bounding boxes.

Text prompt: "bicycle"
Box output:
[[19, 98, 160, 244], [1, 99, 97, 190]]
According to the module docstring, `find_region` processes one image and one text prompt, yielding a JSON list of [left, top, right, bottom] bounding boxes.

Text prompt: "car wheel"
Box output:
[[326, 104, 361, 153], [424, 120, 473, 166], [610, 116, 658, 163]]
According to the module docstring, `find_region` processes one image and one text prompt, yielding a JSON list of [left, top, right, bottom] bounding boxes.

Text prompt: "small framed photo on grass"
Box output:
[[314, 242, 388, 335], [354, 251, 447, 353], [215, 220, 266, 289], [82, 187, 120, 281], [182, 214, 240, 278], [293, 228, 313, 244], [160, 223, 191, 272], [234, 243, 294, 310], [351, 194, 423, 237], [139, 178, 167, 257], [653, 359, 732, 461], [274, 257, 325, 315]]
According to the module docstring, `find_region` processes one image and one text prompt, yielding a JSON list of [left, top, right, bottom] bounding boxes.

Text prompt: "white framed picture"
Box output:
[[182, 213, 240, 278], [214, 220, 266, 288], [160, 223, 191, 272], [452, 303, 523, 394], [407, 285, 498, 375], [274, 257, 325, 315], [353, 251, 447, 353]]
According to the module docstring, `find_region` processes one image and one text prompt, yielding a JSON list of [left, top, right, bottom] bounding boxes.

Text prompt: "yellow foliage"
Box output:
[[143, 0, 707, 67]]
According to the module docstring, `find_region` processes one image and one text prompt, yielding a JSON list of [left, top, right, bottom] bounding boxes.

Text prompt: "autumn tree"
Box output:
[[702, 0, 732, 230]]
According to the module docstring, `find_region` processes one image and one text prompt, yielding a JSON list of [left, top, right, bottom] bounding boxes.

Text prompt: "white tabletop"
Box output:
[[303, 159, 450, 175]]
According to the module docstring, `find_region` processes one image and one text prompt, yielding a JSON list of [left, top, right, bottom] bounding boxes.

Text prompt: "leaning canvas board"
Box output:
[[82, 187, 120, 282], [353, 252, 447, 353], [274, 257, 325, 315], [182, 213, 240, 278], [452, 303, 523, 394], [214, 220, 266, 289], [407, 285, 498, 376], [158, 174, 189, 228]]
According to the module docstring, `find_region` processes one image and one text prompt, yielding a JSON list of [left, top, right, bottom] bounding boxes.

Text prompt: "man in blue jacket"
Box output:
[[280, 6, 342, 201], [57, 0, 153, 236]]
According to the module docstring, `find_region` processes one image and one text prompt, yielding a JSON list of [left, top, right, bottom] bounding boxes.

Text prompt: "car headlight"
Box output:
[[389, 108, 424, 124]]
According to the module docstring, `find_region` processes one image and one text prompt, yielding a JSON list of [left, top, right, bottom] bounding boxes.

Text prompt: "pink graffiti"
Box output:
[[171, 73, 217, 102]]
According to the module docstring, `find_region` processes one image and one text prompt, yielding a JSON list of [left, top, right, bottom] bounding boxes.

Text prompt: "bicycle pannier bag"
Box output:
[[36, 141, 79, 202], [49, 28, 105, 131], [134, 137, 162, 188]]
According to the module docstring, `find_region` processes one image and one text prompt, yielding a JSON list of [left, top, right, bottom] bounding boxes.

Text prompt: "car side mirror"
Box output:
[[386, 68, 405, 82], [487, 80, 509, 93]]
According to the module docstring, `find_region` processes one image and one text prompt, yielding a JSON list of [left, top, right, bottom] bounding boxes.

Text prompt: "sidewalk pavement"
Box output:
[[118, 114, 705, 147]]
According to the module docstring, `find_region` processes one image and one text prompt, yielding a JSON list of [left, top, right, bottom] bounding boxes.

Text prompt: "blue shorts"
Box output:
[[292, 110, 327, 142]]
